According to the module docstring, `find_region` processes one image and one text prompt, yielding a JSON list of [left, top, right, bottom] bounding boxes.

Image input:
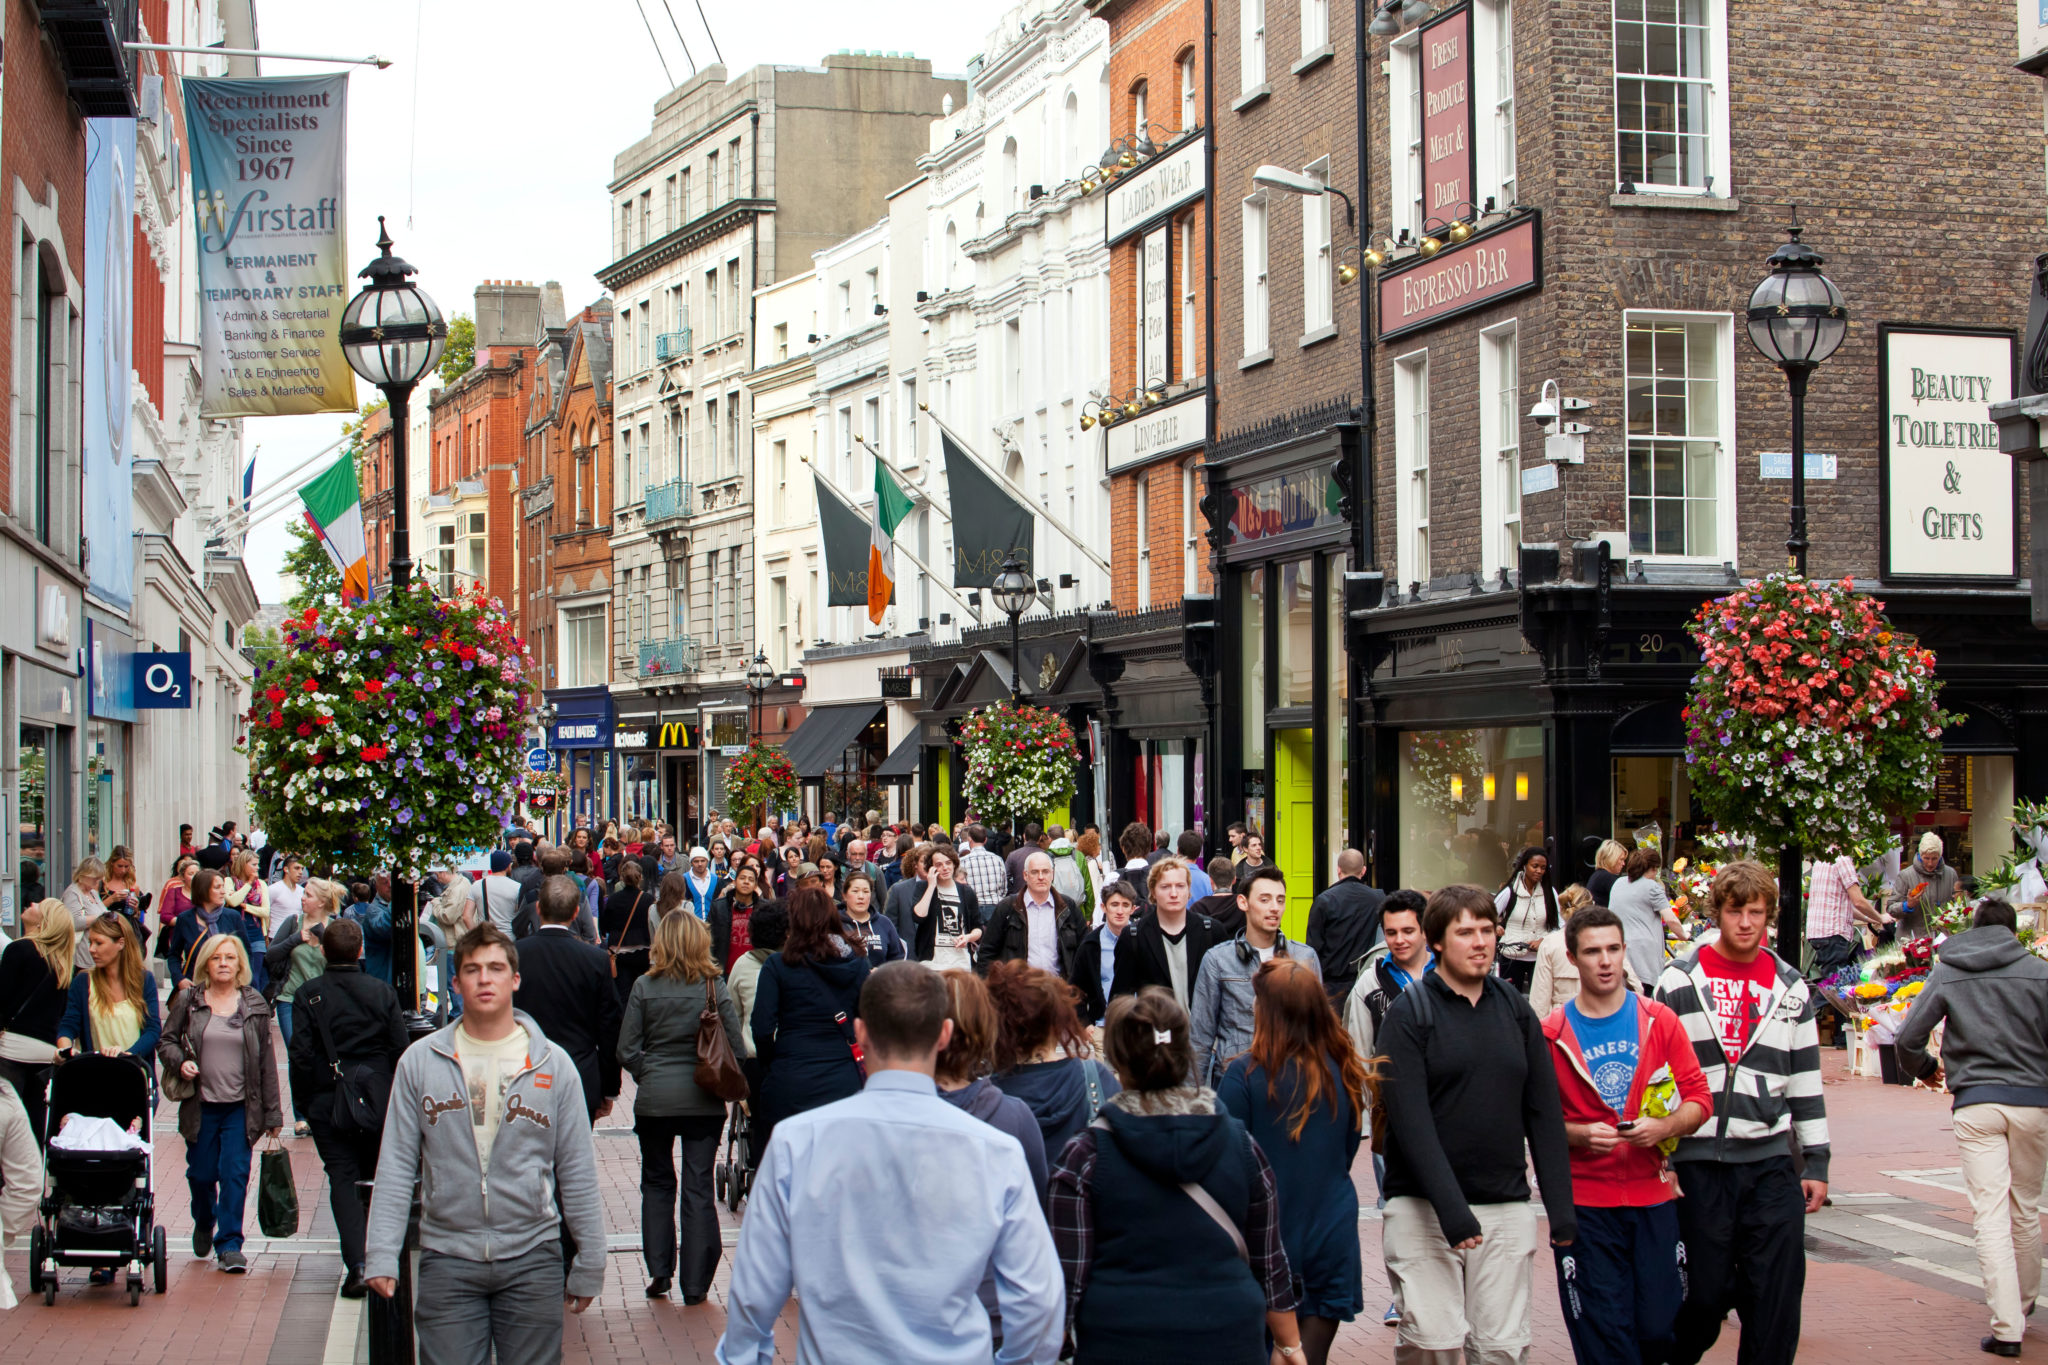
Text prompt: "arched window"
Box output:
[[943, 221, 959, 290], [1131, 80, 1149, 141], [1178, 50, 1198, 132], [1002, 137, 1020, 213], [1064, 91, 1080, 165]]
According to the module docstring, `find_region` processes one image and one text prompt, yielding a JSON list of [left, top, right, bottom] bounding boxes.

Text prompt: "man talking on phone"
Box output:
[[1544, 904, 1711, 1364]]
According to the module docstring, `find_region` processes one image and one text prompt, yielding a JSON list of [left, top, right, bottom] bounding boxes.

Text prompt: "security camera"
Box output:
[[1528, 379, 1563, 430]]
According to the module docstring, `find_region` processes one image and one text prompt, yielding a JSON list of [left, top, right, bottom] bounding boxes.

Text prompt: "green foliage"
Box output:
[[340, 394, 388, 451], [242, 622, 284, 670], [957, 702, 1079, 826], [242, 582, 538, 879], [281, 517, 342, 612], [437, 314, 476, 387], [724, 740, 799, 822]]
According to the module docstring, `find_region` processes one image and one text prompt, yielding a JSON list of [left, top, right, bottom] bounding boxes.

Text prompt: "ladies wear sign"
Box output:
[[1878, 324, 2017, 581]]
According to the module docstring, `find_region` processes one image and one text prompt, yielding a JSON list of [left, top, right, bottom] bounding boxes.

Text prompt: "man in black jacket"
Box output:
[[1110, 858, 1221, 1012], [1193, 856, 1242, 937], [512, 847, 598, 942], [512, 876, 622, 1122], [978, 850, 1084, 980], [1378, 884, 1575, 1361], [286, 917, 409, 1299], [1306, 848, 1386, 1009]]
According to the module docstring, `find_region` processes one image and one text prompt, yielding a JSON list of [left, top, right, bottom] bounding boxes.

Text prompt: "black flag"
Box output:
[[814, 473, 874, 607], [943, 432, 1035, 587]]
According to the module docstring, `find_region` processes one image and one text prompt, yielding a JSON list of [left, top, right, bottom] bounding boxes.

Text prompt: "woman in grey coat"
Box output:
[[618, 908, 745, 1303]]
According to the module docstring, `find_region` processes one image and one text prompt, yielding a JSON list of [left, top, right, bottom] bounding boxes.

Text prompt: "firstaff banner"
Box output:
[[185, 74, 355, 416]]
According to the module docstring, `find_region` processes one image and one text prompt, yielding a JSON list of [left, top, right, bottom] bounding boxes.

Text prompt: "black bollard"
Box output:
[[361, 1179, 422, 1365]]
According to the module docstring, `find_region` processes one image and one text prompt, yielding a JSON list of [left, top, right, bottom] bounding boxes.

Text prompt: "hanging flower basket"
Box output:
[[241, 580, 538, 879], [724, 738, 799, 820], [1683, 574, 1950, 856], [958, 701, 1079, 827]]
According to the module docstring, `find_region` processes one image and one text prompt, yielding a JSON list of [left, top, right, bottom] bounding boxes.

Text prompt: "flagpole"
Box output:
[[855, 436, 953, 524], [915, 402, 1113, 578], [805, 455, 986, 626]]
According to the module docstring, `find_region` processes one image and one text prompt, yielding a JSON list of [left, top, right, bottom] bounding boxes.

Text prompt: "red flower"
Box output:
[[302, 677, 319, 692], [268, 711, 284, 727], [365, 679, 384, 694], [315, 715, 335, 726], [296, 723, 314, 737], [265, 686, 286, 703]]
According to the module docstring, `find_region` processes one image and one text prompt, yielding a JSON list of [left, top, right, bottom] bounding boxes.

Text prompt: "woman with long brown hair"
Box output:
[[986, 960, 1120, 1160], [56, 912, 161, 1071], [1216, 957, 1370, 1364], [749, 886, 870, 1155], [619, 909, 744, 1303]]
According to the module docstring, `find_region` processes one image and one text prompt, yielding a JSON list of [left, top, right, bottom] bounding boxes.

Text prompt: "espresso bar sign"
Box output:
[[1878, 324, 2017, 581], [1420, 7, 1474, 221], [1378, 213, 1541, 342]]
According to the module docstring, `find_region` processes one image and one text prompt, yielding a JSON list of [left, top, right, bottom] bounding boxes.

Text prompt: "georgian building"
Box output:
[[600, 53, 963, 841]]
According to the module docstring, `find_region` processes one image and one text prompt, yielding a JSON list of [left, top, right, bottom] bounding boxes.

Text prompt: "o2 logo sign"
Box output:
[[133, 652, 192, 709]]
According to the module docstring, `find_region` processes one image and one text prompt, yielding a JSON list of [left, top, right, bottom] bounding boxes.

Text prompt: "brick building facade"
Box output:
[[1187, 0, 2047, 922]]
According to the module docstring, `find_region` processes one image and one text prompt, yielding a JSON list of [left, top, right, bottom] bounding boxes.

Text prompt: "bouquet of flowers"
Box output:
[[1404, 730, 1481, 820], [242, 580, 537, 879], [723, 739, 799, 821], [957, 702, 1079, 826], [1684, 575, 1950, 856], [1669, 856, 1718, 915]]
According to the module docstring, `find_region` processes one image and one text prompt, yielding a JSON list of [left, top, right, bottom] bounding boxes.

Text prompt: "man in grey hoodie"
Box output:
[[365, 922, 606, 1365], [1897, 899, 2048, 1358]]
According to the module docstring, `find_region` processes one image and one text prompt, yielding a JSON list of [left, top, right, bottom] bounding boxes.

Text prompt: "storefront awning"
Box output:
[[783, 702, 885, 780], [874, 731, 922, 784]]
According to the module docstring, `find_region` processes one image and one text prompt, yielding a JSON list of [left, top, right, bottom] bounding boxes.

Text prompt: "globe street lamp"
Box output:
[[1745, 223, 1848, 577], [746, 650, 773, 739], [339, 217, 447, 1026], [991, 555, 1036, 704], [1744, 220, 1847, 948]]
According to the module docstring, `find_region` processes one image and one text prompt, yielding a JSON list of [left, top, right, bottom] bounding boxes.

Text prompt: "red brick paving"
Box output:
[[1, 1031, 2029, 1361]]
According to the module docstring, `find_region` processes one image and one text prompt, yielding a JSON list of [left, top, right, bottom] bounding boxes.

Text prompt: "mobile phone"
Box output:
[[1615, 1120, 1637, 1131]]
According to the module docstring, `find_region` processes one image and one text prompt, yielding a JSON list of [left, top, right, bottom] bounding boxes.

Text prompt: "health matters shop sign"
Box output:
[[1879, 324, 2017, 581], [1378, 213, 1540, 343], [1420, 6, 1474, 222]]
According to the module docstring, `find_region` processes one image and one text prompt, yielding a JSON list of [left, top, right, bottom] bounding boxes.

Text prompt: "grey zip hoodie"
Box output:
[[364, 1009, 606, 1296], [1897, 925, 2048, 1110]]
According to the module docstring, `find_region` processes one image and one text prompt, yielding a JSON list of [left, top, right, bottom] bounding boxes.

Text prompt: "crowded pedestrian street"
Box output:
[[0, 1045, 2013, 1364]]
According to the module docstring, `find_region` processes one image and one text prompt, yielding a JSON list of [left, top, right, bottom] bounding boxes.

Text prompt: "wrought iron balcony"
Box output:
[[40, 0, 138, 116], [654, 328, 693, 361], [639, 636, 702, 677], [643, 479, 694, 526]]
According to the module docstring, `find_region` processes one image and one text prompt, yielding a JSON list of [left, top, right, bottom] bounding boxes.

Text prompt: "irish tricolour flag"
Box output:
[[867, 462, 914, 625], [299, 452, 370, 604]]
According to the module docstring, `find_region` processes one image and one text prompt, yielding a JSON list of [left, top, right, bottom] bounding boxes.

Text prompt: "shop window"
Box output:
[[1611, 755, 1701, 870], [1623, 312, 1730, 559], [1279, 558, 1315, 706], [1324, 550, 1350, 859], [1240, 566, 1266, 770], [1398, 727, 1544, 892], [1612, 0, 1729, 194]]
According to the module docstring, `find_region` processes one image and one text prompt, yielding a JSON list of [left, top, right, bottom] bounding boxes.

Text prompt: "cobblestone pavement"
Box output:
[[0, 1031, 2027, 1362]]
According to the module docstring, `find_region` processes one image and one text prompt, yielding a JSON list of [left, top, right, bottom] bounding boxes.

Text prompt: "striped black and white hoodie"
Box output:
[[1653, 947, 1831, 1183]]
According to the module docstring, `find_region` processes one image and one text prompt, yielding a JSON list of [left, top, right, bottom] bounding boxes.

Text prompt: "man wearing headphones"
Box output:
[[1188, 864, 1323, 1086]]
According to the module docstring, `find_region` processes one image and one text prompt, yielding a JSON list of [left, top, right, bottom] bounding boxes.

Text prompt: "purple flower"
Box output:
[[456, 802, 469, 815], [405, 709, 419, 722]]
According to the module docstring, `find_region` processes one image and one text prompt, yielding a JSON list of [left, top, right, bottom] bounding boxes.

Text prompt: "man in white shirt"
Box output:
[[267, 856, 306, 934], [978, 851, 1083, 981], [718, 963, 1061, 1365]]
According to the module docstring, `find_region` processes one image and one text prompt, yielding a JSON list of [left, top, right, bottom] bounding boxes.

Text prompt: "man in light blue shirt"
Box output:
[[718, 962, 1063, 1365]]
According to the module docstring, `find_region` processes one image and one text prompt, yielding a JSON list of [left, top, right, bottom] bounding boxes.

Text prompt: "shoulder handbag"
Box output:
[[694, 978, 751, 1102], [608, 892, 647, 979], [1089, 1116, 1246, 1262], [307, 985, 393, 1136], [159, 988, 197, 1101], [1081, 1058, 1106, 1121], [831, 1009, 868, 1080]]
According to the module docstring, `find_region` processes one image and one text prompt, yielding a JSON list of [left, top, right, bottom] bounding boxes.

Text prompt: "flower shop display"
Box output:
[[723, 739, 799, 824], [242, 581, 537, 879], [956, 702, 1079, 827], [1683, 575, 1950, 857]]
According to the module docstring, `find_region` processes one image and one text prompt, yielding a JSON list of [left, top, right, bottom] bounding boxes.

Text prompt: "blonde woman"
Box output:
[[618, 910, 744, 1302], [224, 849, 268, 931], [56, 912, 160, 1067], [158, 933, 282, 1273], [60, 856, 108, 968], [0, 907, 77, 1143], [1587, 839, 1628, 908]]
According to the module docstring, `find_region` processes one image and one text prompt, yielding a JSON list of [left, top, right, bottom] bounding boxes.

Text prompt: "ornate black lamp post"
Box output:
[[1744, 220, 1847, 944], [339, 217, 448, 1022], [991, 555, 1036, 703]]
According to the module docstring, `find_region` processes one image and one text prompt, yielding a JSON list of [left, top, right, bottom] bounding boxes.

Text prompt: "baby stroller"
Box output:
[[712, 1100, 753, 1213], [29, 1053, 167, 1306]]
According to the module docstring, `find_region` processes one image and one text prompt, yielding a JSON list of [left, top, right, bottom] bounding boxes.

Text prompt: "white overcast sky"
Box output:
[[241, 0, 989, 599]]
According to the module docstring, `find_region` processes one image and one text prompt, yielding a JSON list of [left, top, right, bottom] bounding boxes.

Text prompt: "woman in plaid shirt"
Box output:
[[1047, 986, 1304, 1363]]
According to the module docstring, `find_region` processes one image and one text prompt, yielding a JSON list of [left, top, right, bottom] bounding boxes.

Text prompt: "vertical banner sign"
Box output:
[[1420, 7, 1474, 222], [1878, 325, 2018, 580], [184, 75, 355, 416], [84, 118, 135, 610], [1142, 225, 1170, 391]]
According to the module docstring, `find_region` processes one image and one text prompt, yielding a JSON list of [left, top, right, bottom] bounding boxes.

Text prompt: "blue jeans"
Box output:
[[274, 1004, 304, 1122], [188, 1100, 252, 1253]]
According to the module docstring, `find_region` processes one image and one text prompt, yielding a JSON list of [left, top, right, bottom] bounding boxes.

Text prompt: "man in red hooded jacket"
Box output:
[[1543, 904, 1713, 1365]]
